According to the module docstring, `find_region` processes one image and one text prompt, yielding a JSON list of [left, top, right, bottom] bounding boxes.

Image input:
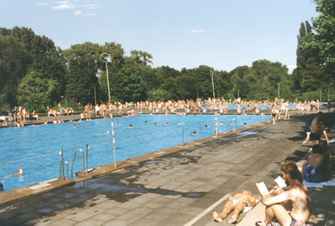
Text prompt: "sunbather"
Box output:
[[297, 144, 331, 183], [212, 191, 259, 224], [303, 112, 329, 144]]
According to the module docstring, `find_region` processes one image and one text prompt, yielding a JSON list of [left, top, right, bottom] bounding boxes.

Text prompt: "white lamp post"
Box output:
[[100, 53, 112, 103]]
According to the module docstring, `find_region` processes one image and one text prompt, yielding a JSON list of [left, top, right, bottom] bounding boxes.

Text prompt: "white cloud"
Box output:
[[73, 10, 82, 16], [81, 3, 98, 10], [52, 0, 75, 10], [191, 29, 206, 33], [84, 12, 97, 17], [38, 0, 99, 16]]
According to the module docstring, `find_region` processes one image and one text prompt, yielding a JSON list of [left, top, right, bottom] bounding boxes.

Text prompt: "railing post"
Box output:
[[235, 116, 238, 131], [64, 161, 69, 179], [85, 144, 89, 172], [178, 122, 185, 145], [214, 116, 219, 137], [59, 147, 65, 180], [111, 121, 117, 168], [232, 117, 237, 131], [70, 151, 77, 179], [79, 148, 84, 172]]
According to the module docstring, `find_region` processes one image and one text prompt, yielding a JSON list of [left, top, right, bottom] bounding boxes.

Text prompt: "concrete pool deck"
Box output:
[[0, 114, 333, 226]]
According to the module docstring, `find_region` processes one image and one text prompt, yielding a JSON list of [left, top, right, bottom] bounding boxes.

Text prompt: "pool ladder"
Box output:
[[59, 144, 89, 180]]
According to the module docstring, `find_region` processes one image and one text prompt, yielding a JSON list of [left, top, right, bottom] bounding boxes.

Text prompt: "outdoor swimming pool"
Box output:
[[0, 114, 270, 191]]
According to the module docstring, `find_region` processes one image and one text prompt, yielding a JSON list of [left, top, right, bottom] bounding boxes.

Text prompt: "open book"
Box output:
[[274, 176, 287, 188], [256, 176, 287, 196], [256, 182, 269, 196]]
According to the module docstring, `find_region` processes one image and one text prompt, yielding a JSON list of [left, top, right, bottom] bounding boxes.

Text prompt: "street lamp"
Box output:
[[100, 53, 112, 103], [95, 69, 104, 105], [210, 70, 216, 99]]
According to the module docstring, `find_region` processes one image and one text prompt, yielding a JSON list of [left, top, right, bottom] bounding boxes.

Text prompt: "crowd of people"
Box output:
[[88, 98, 320, 117], [212, 112, 333, 226], [0, 106, 39, 128], [83, 98, 320, 122], [0, 98, 322, 128]]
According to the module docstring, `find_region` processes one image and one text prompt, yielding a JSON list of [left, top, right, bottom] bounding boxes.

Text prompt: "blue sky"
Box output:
[[2, 0, 316, 71]]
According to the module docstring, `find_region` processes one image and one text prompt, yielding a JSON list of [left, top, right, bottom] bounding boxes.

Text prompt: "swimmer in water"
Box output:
[[204, 124, 209, 128], [144, 120, 148, 124], [192, 131, 198, 136], [128, 124, 134, 128]]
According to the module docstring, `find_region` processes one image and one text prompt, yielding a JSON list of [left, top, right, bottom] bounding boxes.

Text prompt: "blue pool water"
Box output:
[[0, 114, 270, 191]]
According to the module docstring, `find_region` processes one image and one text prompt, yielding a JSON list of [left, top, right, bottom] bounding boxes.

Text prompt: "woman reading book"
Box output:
[[257, 162, 311, 226]]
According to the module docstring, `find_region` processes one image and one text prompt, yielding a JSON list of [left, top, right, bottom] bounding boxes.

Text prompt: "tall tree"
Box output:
[[230, 66, 251, 98], [0, 27, 66, 108], [296, 21, 323, 95], [64, 42, 100, 104], [0, 35, 29, 109], [16, 70, 58, 112], [313, 0, 335, 85]]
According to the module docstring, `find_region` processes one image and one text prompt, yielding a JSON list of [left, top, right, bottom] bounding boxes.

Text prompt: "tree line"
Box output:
[[294, 0, 335, 100], [0, 0, 334, 112]]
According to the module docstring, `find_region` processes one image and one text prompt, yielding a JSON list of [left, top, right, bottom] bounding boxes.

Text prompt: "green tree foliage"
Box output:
[[250, 60, 291, 99], [213, 71, 232, 99], [313, 0, 335, 75], [112, 57, 148, 102], [0, 27, 66, 109], [64, 42, 100, 104], [229, 61, 291, 99], [17, 70, 58, 112], [6, 27, 66, 96], [295, 21, 323, 94], [148, 88, 171, 101], [0, 35, 29, 109], [297, 0, 335, 99], [130, 50, 153, 66], [154, 66, 180, 100], [230, 66, 251, 98]]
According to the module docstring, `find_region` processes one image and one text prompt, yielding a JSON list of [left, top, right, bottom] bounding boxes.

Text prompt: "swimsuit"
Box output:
[[290, 218, 297, 226], [289, 214, 305, 226]]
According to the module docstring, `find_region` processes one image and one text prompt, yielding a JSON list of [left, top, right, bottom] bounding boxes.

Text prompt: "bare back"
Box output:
[[287, 186, 310, 222]]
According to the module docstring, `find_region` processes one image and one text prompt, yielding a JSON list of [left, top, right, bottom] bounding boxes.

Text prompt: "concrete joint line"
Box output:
[[183, 194, 229, 226]]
